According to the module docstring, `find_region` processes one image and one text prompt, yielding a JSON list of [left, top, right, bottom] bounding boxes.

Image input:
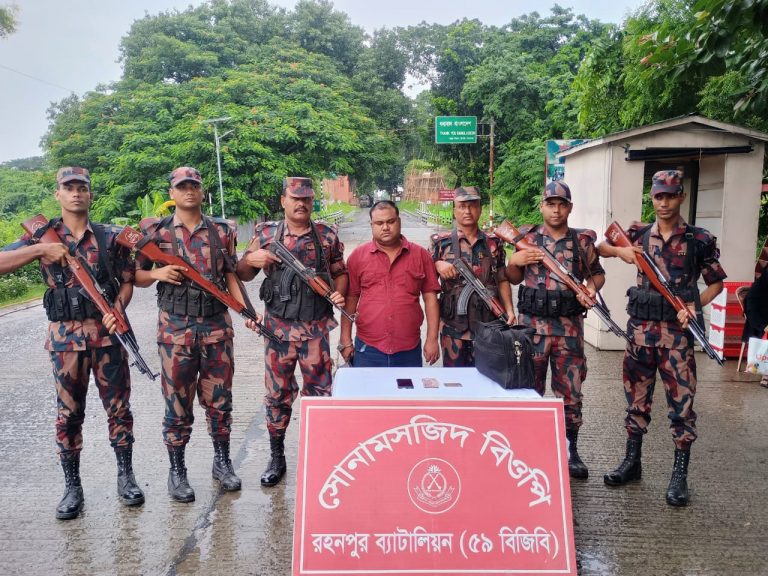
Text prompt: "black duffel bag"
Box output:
[[474, 320, 536, 390]]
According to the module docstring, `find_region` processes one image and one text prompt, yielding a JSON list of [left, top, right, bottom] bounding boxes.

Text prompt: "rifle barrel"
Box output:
[[115, 333, 158, 380], [238, 308, 281, 343], [592, 303, 632, 344]]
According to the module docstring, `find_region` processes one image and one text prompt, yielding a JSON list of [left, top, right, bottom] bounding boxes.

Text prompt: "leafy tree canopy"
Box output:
[[641, 0, 768, 114], [0, 4, 17, 38], [44, 42, 398, 221]]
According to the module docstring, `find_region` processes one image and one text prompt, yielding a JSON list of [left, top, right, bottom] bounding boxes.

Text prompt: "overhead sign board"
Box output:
[[293, 397, 576, 575], [435, 116, 478, 144]]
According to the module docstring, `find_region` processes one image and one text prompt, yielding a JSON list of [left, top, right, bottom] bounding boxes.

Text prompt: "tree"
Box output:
[[642, 0, 768, 114], [0, 4, 17, 38], [44, 43, 398, 221], [0, 167, 53, 218]]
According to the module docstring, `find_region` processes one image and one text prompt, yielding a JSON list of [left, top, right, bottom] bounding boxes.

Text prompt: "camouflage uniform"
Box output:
[[516, 224, 604, 431], [245, 220, 346, 436], [137, 215, 237, 447], [431, 229, 507, 367], [3, 219, 135, 456], [622, 219, 726, 448]]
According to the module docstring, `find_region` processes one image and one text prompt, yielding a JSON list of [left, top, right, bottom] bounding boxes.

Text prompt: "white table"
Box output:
[[332, 366, 541, 400]]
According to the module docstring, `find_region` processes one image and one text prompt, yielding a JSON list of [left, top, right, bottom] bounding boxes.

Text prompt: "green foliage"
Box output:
[[0, 168, 53, 217], [492, 139, 546, 225], [576, 0, 768, 130], [0, 4, 17, 38], [0, 156, 45, 170], [403, 7, 611, 210], [641, 0, 768, 114], [44, 42, 398, 221]]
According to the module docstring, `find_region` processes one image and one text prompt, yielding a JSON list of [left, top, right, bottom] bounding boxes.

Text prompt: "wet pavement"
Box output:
[[0, 209, 767, 575]]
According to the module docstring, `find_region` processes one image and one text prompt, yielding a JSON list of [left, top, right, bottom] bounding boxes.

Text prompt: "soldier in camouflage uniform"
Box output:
[[237, 177, 347, 487], [505, 181, 605, 479], [599, 170, 726, 506], [136, 166, 250, 502], [0, 167, 144, 520], [431, 186, 515, 366]]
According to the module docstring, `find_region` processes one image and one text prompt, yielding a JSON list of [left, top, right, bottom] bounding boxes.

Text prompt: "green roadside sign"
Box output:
[[435, 116, 477, 144]]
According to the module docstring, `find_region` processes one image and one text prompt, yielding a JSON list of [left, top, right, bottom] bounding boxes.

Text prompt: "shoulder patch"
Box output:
[[575, 228, 597, 243], [313, 221, 338, 236], [139, 217, 161, 234], [255, 220, 279, 234]]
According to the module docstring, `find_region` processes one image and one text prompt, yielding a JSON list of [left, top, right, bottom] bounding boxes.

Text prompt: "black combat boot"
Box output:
[[604, 435, 643, 486], [56, 453, 84, 520], [566, 429, 589, 479], [260, 435, 287, 487], [115, 446, 145, 506], [212, 440, 242, 491], [665, 448, 691, 506], [167, 446, 195, 503]]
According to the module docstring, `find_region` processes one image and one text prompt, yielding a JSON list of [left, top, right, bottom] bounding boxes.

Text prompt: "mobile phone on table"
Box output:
[[396, 378, 415, 389]]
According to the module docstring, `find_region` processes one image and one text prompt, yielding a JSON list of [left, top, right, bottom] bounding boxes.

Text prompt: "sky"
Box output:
[[0, 0, 644, 163]]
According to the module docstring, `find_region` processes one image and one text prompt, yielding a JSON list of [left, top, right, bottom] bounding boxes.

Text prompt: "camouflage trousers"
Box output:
[[264, 335, 332, 436], [158, 340, 234, 447], [622, 343, 697, 449], [440, 331, 474, 367], [532, 334, 587, 430], [50, 345, 133, 456]]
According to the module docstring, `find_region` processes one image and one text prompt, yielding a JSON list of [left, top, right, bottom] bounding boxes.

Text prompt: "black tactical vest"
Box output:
[[259, 220, 334, 322]]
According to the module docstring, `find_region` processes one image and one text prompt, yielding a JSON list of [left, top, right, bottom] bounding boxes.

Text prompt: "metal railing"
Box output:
[[402, 209, 452, 226], [317, 210, 345, 225]]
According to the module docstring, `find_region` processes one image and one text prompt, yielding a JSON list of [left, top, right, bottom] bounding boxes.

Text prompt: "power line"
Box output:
[[0, 62, 75, 93]]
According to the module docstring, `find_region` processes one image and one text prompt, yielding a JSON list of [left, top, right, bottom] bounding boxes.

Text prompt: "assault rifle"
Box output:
[[23, 215, 157, 381], [604, 221, 724, 365], [451, 256, 510, 323], [270, 240, 356, 322], [495, 220, 631, 344], [116, 226, 280, 344]]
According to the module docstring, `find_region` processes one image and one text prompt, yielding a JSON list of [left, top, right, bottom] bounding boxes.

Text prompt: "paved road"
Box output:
[[0, 210, 766, 575]]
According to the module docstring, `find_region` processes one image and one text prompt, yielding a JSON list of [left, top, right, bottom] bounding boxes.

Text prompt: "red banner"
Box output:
[[437, 188, 455, 201], [293, 398, 576, 575]]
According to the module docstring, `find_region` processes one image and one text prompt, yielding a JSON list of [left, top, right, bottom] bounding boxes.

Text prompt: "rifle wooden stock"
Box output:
[[604, 221, 724, 365], [270, 240, 356, 322], [23, 215, 158, 380], [604, 222, 689, 310], [495, 219, 631, 343], [116, 225, 279, 343], [495, 220, 596, 304], [451, 257, 509, 323]]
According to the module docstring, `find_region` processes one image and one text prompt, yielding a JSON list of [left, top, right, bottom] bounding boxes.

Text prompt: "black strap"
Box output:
[[567, 228, 584, 281], [275, 219, 329, 278], [202, 216, 220, 278], [451, 227, 461, 263], [162, 215, 224, 281], [536, 226, 583, 282], [39, 217, 66, 288], [91, 222, 116, 285], [641, 224, 654, 292], [641, 223, 698, 294]]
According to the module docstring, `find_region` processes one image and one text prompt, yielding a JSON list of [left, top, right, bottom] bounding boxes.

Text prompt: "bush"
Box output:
[[0, 275, 29, 301], [0, 263, 43, 304]]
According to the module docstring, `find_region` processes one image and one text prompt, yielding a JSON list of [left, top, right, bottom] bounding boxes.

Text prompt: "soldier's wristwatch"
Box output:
[[337, 342, 353, 352]]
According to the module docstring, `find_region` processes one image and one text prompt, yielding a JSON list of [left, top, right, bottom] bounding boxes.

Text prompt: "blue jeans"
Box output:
[[352, 337, 422, 368]]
